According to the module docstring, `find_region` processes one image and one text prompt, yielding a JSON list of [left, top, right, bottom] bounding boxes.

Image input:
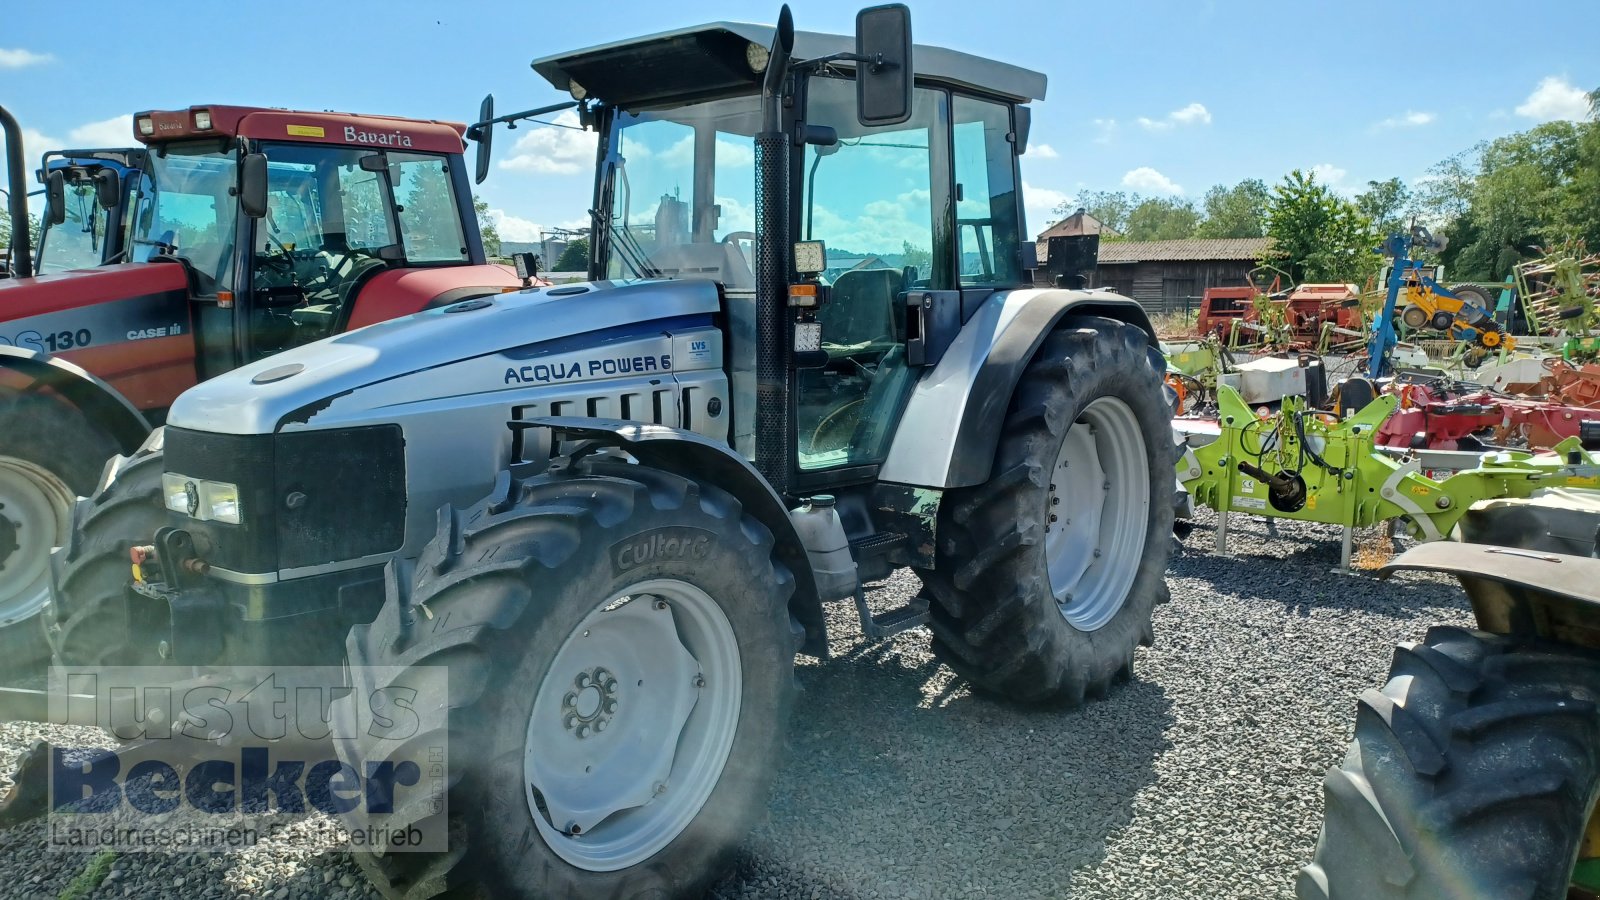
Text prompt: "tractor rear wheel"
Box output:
[[921, 316, 1173, 705], [1299, 626, 1600, 900], [0, 394, 121, 671], [45, 433, 166, 667], [335, 458, 795, 899]]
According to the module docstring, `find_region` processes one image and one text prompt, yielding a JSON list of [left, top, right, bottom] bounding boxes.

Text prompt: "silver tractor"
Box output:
[[40, 6, 1174, 897]]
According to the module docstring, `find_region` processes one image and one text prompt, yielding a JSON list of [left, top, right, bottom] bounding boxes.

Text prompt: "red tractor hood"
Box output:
[[0, 263, 189, 321]]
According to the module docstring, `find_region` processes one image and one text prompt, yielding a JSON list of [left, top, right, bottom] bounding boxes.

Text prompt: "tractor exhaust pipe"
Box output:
[[0, 105, 34, 278], [753, 6, 796, 493]]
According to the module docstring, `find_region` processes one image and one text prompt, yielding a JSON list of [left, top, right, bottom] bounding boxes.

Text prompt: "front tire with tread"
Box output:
[[46, 432, 167, 667], [1300, 626, 1600, 900], [335, 458, 795, 899]]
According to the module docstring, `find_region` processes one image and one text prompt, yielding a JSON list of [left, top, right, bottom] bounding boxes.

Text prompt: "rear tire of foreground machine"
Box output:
[[921, 316, 1174, 705], [0, 395, 122, 672], [335, 458, 795, 899], [1298, 626, 1600, 900], [45, 432, 166, 667]]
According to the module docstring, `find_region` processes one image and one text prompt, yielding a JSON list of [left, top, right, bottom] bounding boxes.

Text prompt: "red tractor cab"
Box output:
[[0, 103, 524, 655]]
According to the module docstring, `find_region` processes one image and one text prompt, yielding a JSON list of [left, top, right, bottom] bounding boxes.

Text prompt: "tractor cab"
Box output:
[[527, 11, 1045, 488], [34, 148, 148, 274], [127, 106, 489, 372]]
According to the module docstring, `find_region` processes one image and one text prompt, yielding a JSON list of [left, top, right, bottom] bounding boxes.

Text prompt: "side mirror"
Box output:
[[46, 170, 66, 225], [239, 153, 269, 218], [94, 168, 121, 210], [855, 3, 913, 127], [472, 94, 494, 185]]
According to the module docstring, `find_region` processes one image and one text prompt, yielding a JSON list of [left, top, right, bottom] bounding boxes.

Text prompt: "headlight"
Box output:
[[193, 109, 212, 130], [162, 473, 243, 524], [136, 116, 155, 137]]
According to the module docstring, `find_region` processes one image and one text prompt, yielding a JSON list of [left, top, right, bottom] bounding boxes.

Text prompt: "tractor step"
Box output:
[[852, 587, 930, 641], [850, 532, 907, 555]]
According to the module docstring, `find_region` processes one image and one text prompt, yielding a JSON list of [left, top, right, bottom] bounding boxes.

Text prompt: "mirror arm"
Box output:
[[468, 100, 580, 139]]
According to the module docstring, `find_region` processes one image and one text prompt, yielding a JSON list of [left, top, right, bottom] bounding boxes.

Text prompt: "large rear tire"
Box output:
[[921, 316, 1173, 705], [335, 458, 795, 899], [44, 432, 166, 667], [1299, 626, 1600, 900], [0, 394, 122, 671]]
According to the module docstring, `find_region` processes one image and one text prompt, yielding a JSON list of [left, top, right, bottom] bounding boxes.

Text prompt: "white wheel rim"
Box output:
[[1044, 397, 1150, 632], [0, 456, 73, 627], [524, 578, 742, 871]]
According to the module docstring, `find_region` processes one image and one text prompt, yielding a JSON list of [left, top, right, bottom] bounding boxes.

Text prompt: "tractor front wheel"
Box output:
[[335, 458, 795, 899], [921, 316, 1173, 705], [1300, 626, 1600, 900], [45, 432, 167, 667]]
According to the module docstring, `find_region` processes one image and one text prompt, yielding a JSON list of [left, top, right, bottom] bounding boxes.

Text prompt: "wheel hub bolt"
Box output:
[[561, 666, 619, 739]]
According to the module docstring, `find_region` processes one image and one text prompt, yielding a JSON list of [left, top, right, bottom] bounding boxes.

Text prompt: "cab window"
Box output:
[[391, 153, 468, 263], [953, 96, 1021, 285]]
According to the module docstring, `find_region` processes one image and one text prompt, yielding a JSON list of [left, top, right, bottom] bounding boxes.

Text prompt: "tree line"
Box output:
[[1054, 88, 1600, 286]]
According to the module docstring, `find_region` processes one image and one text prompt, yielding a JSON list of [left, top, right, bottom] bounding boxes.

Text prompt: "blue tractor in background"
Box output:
[[32, 148, 147, 274]]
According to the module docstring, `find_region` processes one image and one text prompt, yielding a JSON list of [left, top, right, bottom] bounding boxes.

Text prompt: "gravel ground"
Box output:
[[0, 509, 1470, 899]]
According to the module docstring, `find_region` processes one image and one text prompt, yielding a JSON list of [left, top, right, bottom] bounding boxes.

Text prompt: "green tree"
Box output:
[[899, 239, 932, 272], [1123, 196, 1200, 241], [1055, 190, 1136, 236], [1263, 169, 1380, 283], [473, 195, 501, 257], [1193, 179, 1269, 238], [1447, 122, 1591, 280], [1354, 177, 1413, 237], [554, 237, 589, 272]]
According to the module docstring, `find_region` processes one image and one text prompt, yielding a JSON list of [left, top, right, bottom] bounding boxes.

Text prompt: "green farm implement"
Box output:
[[1179, 384, 1600, 569]]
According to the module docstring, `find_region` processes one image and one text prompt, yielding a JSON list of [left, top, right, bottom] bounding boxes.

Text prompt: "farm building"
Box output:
[[1089, 237, 1270, 314]]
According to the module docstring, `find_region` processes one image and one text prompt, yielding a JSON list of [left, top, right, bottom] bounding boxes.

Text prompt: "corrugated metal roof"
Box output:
[[1096, 237, 1270, 264]]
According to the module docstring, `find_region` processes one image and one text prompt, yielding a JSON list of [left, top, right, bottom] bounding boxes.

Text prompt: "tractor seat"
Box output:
[[818, 268, 904, 351]]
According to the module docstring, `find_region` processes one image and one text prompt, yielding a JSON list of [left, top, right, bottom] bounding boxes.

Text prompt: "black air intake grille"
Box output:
[[275, 425, 406, 569]]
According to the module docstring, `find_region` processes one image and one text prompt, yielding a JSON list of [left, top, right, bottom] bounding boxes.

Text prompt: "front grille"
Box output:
[[275, 425, 406, 569], [163, 424, 406, 574]]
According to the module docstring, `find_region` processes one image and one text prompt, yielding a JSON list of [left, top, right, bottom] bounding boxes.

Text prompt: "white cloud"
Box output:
[[498, 110, 598, 175], [1122, 166, 1183, 195], [1309, 163, 1348, 189], [67, 115, 135, 147], [1375, 110, 1436, 129], [1092, 118, 1117, 144], [1022, 181, 1072, 236], [485, 208, 546, 242], [1516, 76, 1592, 123], [1031, 143, 1059, 159], [1138, 102, 1211, 132], [0, 48, 52, 69]]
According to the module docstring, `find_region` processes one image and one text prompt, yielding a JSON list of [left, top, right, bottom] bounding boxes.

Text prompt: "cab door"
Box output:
[[791, 77, 951, 485]]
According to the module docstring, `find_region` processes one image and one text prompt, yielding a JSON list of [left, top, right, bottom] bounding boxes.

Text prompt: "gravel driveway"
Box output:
[[0, 510, 1470, 899]]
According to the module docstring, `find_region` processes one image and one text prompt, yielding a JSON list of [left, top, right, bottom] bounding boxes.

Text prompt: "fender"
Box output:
[[524, 416, 828, 658], [880, 287, 1157, 489], [0, 345, 151, 451], [1380, 541, 1600, 649]]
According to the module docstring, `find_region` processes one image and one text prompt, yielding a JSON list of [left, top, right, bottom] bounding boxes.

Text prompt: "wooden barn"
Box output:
[[1088, 238, 1270, 314]]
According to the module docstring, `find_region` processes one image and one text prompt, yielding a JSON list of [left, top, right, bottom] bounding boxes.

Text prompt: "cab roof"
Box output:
[[532, 21, 1047, 111], [132, 106, 468, 155]]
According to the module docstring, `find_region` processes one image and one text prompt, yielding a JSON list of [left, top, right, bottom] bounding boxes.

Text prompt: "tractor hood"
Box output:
[[167, 278, 722, 435], [0, 262, 188, 321]]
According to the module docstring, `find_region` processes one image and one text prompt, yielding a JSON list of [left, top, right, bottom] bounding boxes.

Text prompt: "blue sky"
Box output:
[[4, 0, 1596, 245]]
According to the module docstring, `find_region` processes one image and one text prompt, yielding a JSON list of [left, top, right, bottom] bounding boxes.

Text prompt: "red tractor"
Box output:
[[0, 103, 525, 657]]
